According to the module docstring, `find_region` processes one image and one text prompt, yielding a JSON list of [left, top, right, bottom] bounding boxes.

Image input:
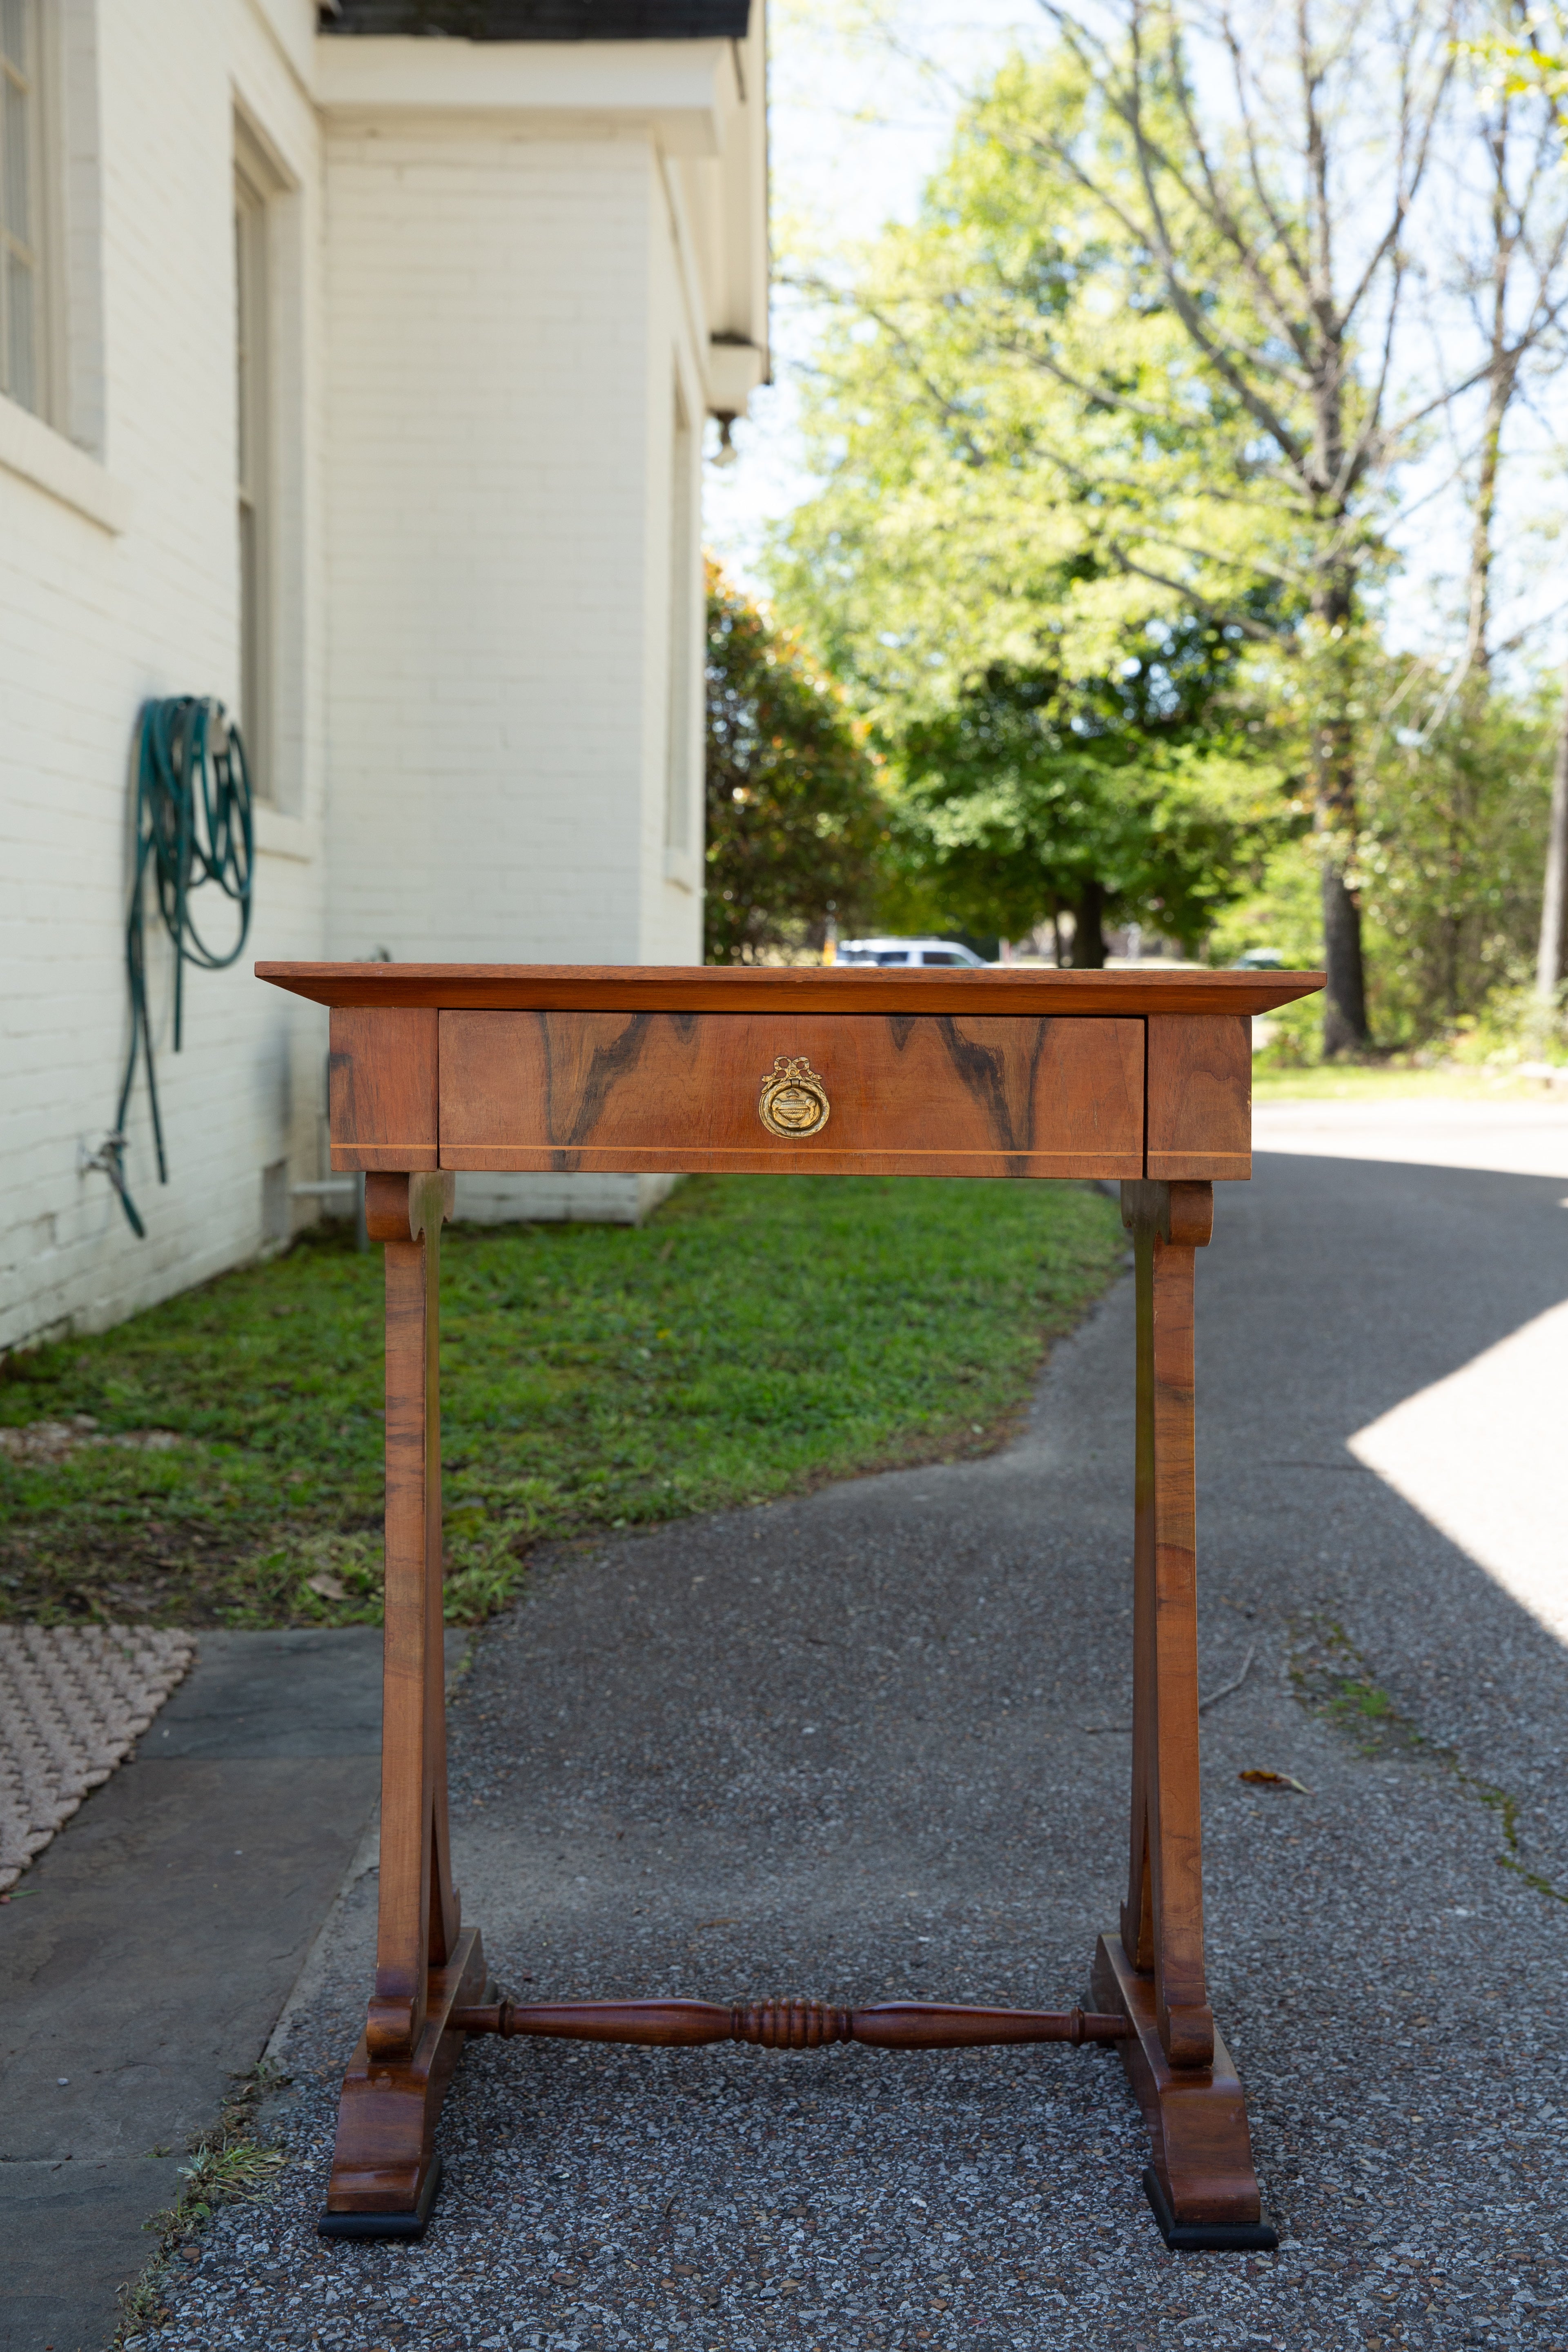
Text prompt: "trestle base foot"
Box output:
[[1093, 1931, 1276, 2250], [318, 2155, 443, 2243], [318, 1924, 487, 2238], [1141, 2165, 1277, 2254]]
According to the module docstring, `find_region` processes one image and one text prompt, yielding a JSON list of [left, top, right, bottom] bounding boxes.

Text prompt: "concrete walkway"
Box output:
[[0, 1629, 385, 2352], [59, 1148, 1568, 2348], [1253, 1091, 1568, 1179]]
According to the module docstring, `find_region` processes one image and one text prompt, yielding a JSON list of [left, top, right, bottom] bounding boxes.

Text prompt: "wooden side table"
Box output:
[[258, 961, 1322, 2252]]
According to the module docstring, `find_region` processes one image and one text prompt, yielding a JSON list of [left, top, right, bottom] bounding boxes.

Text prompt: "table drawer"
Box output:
[[435, 1010, 1145, 1178]]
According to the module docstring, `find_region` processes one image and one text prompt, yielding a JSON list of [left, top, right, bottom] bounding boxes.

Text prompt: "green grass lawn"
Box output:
[[1252, 1061, 1568, 1102], [0, 1175, 1125, 1629]]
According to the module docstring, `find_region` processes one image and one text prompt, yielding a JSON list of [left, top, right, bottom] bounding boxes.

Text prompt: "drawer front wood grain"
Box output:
[[437, 1011, 1145, 1178]]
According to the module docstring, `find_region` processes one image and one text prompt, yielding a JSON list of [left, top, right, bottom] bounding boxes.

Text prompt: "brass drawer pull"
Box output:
[[757, 1054, 830, 1139]]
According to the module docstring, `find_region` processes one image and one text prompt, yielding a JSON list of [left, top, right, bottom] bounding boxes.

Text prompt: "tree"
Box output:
[[1453, 35, 1568, 683], [772, 53, 1295, 724], [1462, 0, 1568, 1006], [893, 625, 1291, 964], [780, 9, 1568, 1047], [1362, 678, 1556, 1036], [969, 2, 1460, 1047], [1427, 25, 1568, 1025], [1540, 687, 1568, 1004], [704, 564, 888, 963], [770, 52, 1303, 971]]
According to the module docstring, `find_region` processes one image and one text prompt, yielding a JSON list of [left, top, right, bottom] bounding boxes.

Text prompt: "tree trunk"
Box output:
[[1310, 575, 1370, 1054], [1319, 853, 1369, 1054], [1464, 96, 1523, 687], [1070, 881, 1107, 969], [1537, 659, 1568, 1006]]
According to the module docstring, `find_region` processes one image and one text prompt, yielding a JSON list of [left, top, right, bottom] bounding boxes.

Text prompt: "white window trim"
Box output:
[[235, 120, 275, 802], [232, 103, 305, 817], [254, 804, 314, 864], [0, 389, 128, 528], [0, 1, 118, 522], [1, 0, 49, 417]]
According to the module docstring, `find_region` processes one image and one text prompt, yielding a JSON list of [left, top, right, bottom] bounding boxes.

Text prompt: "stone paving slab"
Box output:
[[0, 1629, 387, 2352], [139, 1156, 1568, 2350]]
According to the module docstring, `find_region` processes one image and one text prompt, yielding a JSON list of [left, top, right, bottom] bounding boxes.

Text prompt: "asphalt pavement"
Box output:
[[82, 1144, 1568, 2349]]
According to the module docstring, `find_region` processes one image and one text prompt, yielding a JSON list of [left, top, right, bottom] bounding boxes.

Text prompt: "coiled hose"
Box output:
[[105, 697, 254, 1235]]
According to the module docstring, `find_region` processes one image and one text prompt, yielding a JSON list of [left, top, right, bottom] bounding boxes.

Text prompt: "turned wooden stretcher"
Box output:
[[256, 959, 1322, 2252]]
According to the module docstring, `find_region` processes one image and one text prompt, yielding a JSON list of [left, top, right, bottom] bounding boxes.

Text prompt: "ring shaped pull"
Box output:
[[757, 1055, 831, 1140]]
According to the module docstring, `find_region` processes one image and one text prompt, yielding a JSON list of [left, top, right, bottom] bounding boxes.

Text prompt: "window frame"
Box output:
[[0, 0, 50, 419], [234, 122, 274, 802]]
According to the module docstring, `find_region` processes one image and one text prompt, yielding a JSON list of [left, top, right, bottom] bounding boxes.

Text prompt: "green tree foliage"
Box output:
[[1208, 675, 1557, 1048], [771, 28, 1535, 1039], [704, 564, 887, 963], [770, 49, 1325, 717], [1360, 686, 1556, 1042], [766, 50, 1309, 965], [762, 26, 1561, 1039], [892, 629, 1293, 963]]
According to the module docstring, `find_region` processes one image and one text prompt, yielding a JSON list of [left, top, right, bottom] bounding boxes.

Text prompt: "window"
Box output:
[[234, 129, 272, 798], [0, 0, 44, 414], [664, 379, 697, 857]]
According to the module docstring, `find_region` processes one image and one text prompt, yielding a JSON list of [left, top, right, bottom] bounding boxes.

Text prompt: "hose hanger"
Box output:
[[104, 697, 254, 1235]]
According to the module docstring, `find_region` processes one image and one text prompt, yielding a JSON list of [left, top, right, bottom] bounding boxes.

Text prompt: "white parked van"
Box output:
[[833, 937, 990, 968]]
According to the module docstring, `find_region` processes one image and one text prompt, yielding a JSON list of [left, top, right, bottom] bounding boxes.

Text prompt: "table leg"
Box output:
[[320, 1170, 486, 2238], [1093, 1179, 1275, 2249]]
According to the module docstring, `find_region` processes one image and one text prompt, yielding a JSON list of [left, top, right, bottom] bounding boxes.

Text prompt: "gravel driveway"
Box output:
[[140, 1150, 1568, 2352]]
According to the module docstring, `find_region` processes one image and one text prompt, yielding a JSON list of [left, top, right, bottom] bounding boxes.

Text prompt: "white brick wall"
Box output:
[[322, 126, 703, 969], [0, 0, 328, 1353], [0, 6, 729, 1351]]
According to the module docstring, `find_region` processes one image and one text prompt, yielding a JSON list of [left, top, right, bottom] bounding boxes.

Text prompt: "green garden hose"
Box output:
[[106, 697, 254, 1235]]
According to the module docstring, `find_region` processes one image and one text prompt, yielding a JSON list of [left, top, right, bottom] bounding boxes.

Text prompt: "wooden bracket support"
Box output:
[[1093, 1932, 1276, 2251], [318, 1926, 488, 2238], [321, 1172, 472, 2237]]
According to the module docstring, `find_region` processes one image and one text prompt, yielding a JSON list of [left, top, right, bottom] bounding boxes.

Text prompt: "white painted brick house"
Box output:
[[0, 0, 767, 1351]]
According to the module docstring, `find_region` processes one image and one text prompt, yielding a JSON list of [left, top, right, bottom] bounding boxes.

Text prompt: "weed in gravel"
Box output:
[[1290, 1614, 1567, 1905], [113, 2058, 290, 2346], [1475, 1784, 1568, 1905], [1289, 1619, 1427, 1762]]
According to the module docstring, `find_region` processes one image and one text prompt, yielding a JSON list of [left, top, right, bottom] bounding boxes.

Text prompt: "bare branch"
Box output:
[[1218, 4, 1315, 300], [1102, 546, 1285, 638]]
